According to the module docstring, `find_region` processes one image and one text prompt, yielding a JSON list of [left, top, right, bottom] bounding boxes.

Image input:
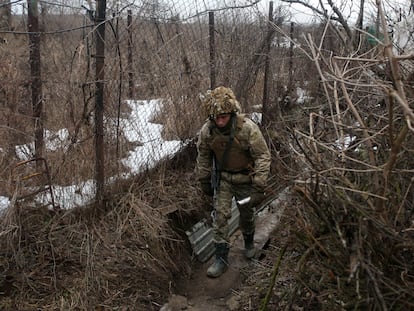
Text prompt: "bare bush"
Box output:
[[1, 0, 413, 309], [280, 2, 414, 309]]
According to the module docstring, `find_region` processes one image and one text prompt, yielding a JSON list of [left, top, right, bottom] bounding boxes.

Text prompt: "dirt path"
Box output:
[[161, 190, 288, 311], [167, 232, 250, 311]]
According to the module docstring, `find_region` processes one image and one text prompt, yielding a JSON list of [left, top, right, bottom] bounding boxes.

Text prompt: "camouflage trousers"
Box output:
[[212, 177, 256, 244]]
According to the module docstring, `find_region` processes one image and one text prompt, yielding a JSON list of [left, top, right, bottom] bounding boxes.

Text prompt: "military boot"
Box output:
[[206, 243, 229, 278], [243, 232, 256, 259]]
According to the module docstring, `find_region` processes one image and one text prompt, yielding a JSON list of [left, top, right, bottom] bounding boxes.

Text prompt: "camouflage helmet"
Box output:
[[200, 86, 241, 119]]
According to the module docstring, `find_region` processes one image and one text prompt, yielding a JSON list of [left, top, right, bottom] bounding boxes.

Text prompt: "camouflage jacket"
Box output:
[[196, 114, 271, 189]]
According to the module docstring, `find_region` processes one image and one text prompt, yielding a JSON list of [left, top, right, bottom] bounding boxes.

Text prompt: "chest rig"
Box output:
[[208, 114, 254, 173]]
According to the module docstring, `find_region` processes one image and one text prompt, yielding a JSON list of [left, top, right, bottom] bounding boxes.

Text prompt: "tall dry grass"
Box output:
[[0, 148, 206, 310]]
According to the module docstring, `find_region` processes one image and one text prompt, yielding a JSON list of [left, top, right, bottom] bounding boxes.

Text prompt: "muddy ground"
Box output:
[[161, 188, 295, 311]]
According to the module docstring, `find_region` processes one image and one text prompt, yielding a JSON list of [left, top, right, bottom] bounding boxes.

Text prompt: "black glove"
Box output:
[[250, 185, 265, 206], [200, 179, 214, 196]]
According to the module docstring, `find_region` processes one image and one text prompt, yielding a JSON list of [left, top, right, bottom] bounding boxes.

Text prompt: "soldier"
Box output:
[[196, 86, 271, 278]]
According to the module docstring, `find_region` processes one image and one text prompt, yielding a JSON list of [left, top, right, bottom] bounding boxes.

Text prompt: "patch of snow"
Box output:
[[15, 128, 71, 161], [15, 142, 34, 161], [296, 87, 312, 104], [335, 135, 357, 150], [0, 196, 10, 212], [45, 128, 70, 152], [5, 99, 184, 210], [35, 180, 96, 209], [120, 99, 182, 175], [250, 112, 262, 124]]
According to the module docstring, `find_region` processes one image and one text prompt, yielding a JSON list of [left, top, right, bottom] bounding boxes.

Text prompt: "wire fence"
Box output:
[[1, 1, 414, 309], [0, 0, 313, 209]]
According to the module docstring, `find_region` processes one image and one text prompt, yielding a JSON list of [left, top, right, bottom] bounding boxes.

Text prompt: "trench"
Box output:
[[160, 187, 291, 311]]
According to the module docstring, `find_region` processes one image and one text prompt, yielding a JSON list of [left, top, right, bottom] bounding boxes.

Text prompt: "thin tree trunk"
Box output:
[[27, 0, 44, 161], [262, 1, 273, 127]]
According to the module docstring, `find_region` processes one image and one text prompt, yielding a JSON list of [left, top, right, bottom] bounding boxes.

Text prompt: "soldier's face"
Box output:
[[215, 114, 231, 128]]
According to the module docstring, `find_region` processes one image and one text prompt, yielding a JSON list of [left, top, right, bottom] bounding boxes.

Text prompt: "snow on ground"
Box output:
[[120, 99, 182, 175], [0, 196, 10, 211], [15, 128, 70, 161], [335, 135, 357, 150], [4, 99, 183, 211], [296, 86, 312, 104]]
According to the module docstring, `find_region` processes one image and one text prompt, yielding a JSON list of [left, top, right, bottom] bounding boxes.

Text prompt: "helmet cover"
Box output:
[[200, 86, 241, 118]]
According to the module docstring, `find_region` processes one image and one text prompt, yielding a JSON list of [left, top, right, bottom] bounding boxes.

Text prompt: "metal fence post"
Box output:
[[127, 9, 133, 99], [27, 0, 44, 161], [94, 0, 106, 211], [209, 11, 216, 90]]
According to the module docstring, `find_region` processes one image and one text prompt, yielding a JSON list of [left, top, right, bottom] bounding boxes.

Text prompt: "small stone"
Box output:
[[226, 295, 240, 311], [160, 295, 188, 311]]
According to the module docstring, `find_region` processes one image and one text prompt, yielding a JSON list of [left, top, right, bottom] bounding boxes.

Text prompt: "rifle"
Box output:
[[210, 154, 220, 221]]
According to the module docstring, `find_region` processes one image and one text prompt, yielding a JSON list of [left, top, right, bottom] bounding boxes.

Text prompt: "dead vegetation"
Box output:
[[0, 1, 414, 310], [238, 5, 414, 310], [0, 149, 206, 310]]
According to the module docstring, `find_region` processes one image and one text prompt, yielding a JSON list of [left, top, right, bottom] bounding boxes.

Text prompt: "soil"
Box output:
[[160, 189, 290, 311], [167, 233, 251, 311]]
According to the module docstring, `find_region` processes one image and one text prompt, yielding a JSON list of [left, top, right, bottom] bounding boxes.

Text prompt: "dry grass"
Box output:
[[1, 4, 413, 311], [235, 9, 414, 310], [0, 147, 206, 310]]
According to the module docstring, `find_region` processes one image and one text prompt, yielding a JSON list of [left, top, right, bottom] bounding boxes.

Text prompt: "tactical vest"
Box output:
[[209, 115, 254, 173]]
